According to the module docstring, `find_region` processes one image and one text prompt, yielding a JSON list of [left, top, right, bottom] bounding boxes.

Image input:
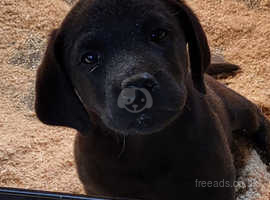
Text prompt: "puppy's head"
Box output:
[[35, 0, 210, 135]]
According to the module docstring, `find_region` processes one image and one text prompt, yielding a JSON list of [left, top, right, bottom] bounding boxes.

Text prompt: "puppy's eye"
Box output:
[[150, 29, 168, 42], [81, 52, 101, 72]]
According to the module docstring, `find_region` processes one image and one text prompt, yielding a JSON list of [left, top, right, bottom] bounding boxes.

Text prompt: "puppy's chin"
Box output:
[[99, 109, 182, 135]]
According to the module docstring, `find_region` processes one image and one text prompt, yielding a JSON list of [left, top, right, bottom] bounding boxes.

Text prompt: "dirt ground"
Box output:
[[0, 0, 269, 199]]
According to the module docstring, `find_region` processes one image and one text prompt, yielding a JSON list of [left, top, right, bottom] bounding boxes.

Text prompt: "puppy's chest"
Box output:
[[76, 133, 234, 196], [79, 145, 234, 200]]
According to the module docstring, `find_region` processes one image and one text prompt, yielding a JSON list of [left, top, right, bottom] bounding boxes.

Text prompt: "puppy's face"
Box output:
[[36, 0, 210, 135], [59, 0, 189, 135]]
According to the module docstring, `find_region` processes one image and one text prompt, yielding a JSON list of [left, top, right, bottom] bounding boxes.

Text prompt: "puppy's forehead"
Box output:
[[67, 0, 173, 29], [89, 0, 167, 15]]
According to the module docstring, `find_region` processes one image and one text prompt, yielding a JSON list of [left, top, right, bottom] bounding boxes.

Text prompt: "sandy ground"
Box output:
[[0, 0, 269, 199]]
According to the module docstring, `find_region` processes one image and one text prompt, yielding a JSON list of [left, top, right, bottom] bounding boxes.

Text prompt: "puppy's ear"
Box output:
[[168, 0, 210, 93], [35, 29, 91, 133]]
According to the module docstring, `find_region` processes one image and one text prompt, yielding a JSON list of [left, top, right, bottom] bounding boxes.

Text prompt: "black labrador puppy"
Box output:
[[35, 0, 270, 199]]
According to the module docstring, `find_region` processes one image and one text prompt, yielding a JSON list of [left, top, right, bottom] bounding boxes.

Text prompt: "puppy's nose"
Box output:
[[121, 72, 159, 92]]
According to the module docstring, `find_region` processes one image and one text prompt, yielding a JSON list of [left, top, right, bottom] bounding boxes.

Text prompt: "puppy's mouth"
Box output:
[[101, 108, 181, 135], [134, 113, 153, 129], [133, 110, 180, 130]]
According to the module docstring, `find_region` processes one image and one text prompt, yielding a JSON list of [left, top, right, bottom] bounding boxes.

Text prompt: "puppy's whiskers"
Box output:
[[118, 135, 126, 159]]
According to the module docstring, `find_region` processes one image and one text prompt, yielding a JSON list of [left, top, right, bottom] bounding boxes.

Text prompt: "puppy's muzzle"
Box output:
[[121, 72, 160, 92]]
